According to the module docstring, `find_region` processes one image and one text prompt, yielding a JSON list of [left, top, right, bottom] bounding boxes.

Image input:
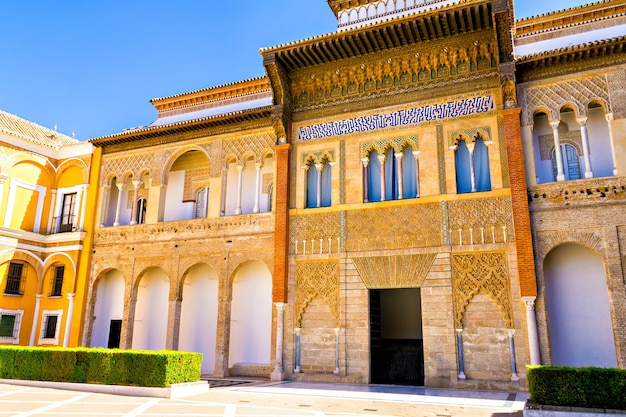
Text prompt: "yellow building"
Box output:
[[0, 110, 96, 348]]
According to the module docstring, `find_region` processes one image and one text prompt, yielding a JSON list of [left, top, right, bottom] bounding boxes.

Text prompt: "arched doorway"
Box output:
[[228, 261, 272, 369], [179, 264, 219, 375], [132, 267, 169, 350], [90, 269, 125, 348], [544, 244, 617, 367]]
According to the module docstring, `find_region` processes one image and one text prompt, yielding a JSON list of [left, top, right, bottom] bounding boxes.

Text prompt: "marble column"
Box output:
[[523, 296, 541, 365], [271, 303, 287, 381], [551, 121, 565, 181]]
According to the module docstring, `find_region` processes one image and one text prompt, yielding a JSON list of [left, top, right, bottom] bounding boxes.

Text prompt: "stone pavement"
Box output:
[[0, 379, 528, 417]]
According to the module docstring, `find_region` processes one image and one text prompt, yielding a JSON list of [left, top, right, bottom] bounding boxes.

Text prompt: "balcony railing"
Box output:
[[50, 215, 77, 234], [528, 176, 626, 210]]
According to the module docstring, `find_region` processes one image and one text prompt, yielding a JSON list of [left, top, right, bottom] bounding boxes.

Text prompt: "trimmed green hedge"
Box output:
[[0, 347, 202, 388], [527, 365, 626, 410]]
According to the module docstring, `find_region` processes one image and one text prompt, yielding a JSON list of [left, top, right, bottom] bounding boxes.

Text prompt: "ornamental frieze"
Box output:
[[291, 38, 498, 110], [298, 94, 495, 141]]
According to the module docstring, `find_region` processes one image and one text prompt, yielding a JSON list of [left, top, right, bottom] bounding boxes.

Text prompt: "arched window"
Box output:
[[364, 144, 420, 202], [136, 198, 147, 224], [455, 135, 491, 194], [195, 187, 209, 219], [305, 158, 331, 208]]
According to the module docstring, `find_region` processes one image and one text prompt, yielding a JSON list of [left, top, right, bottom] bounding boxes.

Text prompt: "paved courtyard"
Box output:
[[0, 380, 528, 417]]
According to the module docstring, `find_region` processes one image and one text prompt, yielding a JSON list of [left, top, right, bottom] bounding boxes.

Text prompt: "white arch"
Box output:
[[90, 269, 125, 348], [228, 261, 272, 368], [179, 264, 219, 375], [544, 243, 617, 367], [132, 268, 169, 350]]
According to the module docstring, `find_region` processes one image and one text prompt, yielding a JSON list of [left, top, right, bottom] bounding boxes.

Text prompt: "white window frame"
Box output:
[[38, 309, 63, 345], [0, 309, 24, 344], [4, 178, 47, 233]]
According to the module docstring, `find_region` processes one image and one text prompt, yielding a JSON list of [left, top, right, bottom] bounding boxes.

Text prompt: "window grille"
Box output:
[[4, 262, 24, 295], [49, 265, 64, 297], [43, 315, 58, 339]]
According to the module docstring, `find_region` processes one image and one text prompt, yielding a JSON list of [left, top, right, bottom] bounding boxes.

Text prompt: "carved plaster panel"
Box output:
[[451, 251, 513, 329], [447, 197, 514, 245], [345, 204, 442, 251], [360, 136, 418, 159], [102, 151, 155, 186], [524, 75, 611, 122], [222, 133, 275, 166], [294, 260, 340, 327], [352, 253, 437, 289]]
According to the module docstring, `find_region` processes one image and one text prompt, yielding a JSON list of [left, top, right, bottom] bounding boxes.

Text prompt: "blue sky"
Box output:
[[0, 0, 594, 141]]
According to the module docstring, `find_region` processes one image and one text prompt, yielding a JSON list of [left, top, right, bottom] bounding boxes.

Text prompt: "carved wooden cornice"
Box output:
[[261, 2, 493, 72], [516, 36, 626, 82], [90, 107, 272, 151]]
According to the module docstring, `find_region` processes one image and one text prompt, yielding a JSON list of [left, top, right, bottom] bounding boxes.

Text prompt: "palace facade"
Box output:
[[2, 0, 625, 391]]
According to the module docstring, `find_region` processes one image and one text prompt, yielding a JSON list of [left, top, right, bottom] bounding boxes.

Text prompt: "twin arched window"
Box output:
[[454, 135, 491, 194], [365, 145, 419, 202], [305, 158, 332, 208]]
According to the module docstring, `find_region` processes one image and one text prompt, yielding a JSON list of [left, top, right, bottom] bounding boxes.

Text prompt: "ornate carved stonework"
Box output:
[[290, 212, 341, 253], [360, 136, 418, 159], [447, 197, 515, 245], [451, 251, 513, 329], [448, 127, 492, 149], [294, 260, 340, 327], [524, 75, 611, 122], [352, 253, 436, 289], [290, 33, 498, 111], [222, 133, 275, 166], [301, 150, 335, 165], [345, 204, 442, 251], [101, 151, 155, 186]]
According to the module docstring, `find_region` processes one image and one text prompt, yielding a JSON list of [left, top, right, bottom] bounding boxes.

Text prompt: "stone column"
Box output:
[[361, 158, 369, 203], [100, 184, 111, 227], [46, 189, 57, 234], [509, 329, 520, 382], [253, 163, 262, 213], [220, 168, 228, 216], [523, 296, 541, 365], [576, 118, 593, 179], [550, 121, 565, 181], [79, 185, 89, 231], [315, 163, 322, 208], [378, 154, 386, 201], [606, 113, 619, 176], [467, 142, 477, 192], [63, 293, 75, 347], [29, 294, 42, 346], [235, 164, 243, 215], [413, 151, 420, 197], [302, 165, 310, 208], [113, 182, 124, 226], [129, 181, 140, 225], [294, 327, 301, 373], [334, 327, 340, 375], [271, 302, 287, 381], [456, 329, 466, 380], [395, 152, 404, 199]]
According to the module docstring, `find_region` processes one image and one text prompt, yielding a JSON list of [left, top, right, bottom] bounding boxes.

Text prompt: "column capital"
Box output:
[[274, 302, 287, 311], [394, 152, 403, 159], [115, 182, 124, 191], [255, 162, 262, 170], [522, 296, 536, 310], [377, 154, 386, 163], [314, 163, 323, 172], [576, 117, 588, 126], [35, 294, 43, 300], [361, 158, 369, 167], [606, 112, 614, 122], [132, 180, 141, 188], [66, 292, 76, 300], [549, 120, 561, 130], [236, 164, 244, 173]]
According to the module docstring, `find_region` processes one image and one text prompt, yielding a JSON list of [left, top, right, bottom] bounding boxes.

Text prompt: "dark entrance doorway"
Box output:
[[107, 320, 122, 348], [370, 288, 424, 385]]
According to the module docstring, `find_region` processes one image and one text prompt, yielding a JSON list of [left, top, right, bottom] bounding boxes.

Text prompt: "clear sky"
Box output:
[[0, 0, 595, 141]]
